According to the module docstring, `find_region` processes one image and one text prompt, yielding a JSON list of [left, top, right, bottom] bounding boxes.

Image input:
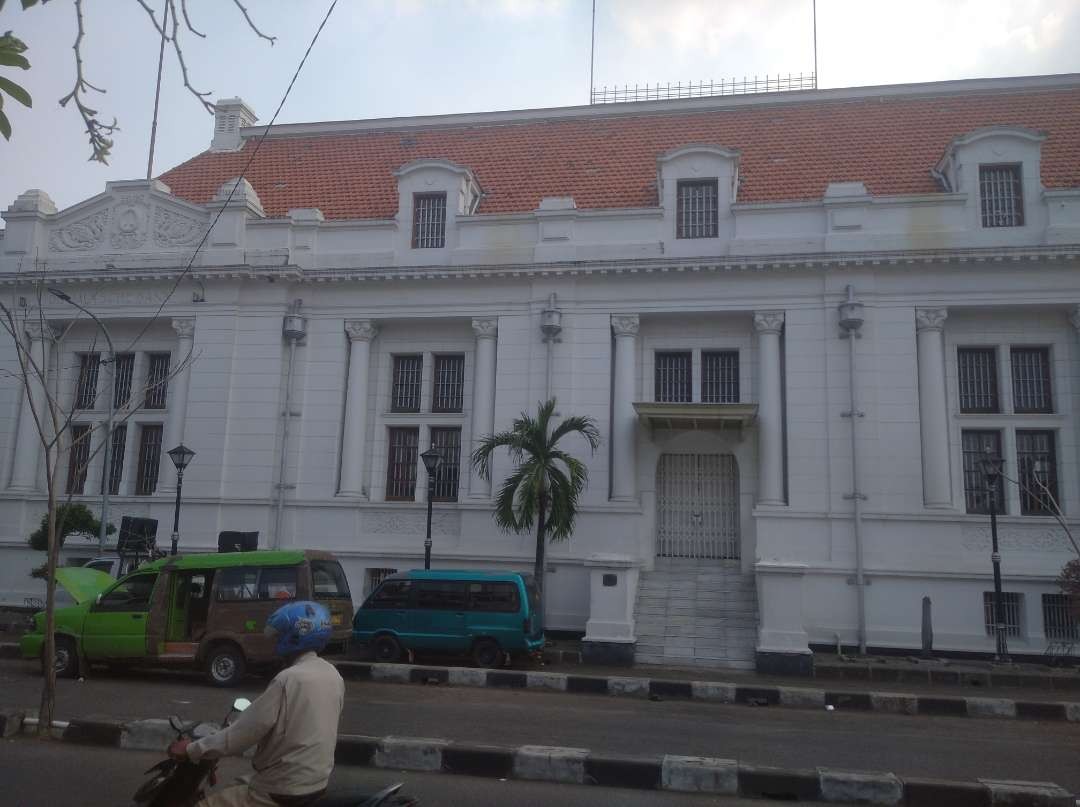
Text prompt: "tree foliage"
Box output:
[[28, 501, 114, 552], [1060, 559, 1080, 620], [0, 27, 33, 141], [471, 398, 600, 597]]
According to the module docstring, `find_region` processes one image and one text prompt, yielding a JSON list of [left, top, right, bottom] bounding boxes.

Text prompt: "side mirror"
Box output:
[[232, 698, 252, 712]]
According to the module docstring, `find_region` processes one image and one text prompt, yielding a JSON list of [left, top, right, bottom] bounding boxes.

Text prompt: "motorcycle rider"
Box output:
[[168, 600, 346, 807]]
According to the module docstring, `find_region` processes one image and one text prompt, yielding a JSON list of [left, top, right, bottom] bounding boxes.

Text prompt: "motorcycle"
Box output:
[[133, 698, 416, 807]]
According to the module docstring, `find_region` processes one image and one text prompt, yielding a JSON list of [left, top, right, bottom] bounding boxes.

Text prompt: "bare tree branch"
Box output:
[[179, 0, 206, 38], [57, 0, 118, 163], [166, 0, 215, 114], [232, 0, 276, 44]]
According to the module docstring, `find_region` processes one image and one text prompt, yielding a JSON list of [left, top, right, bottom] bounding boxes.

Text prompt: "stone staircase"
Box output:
[[633, 558, 759, 670]]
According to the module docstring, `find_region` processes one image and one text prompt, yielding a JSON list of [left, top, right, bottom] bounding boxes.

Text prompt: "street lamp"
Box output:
[[420, 445, 443, 571], [49, 287, 115, 553], [978, 445, 1009, 662], [167, 444, 195, 556]]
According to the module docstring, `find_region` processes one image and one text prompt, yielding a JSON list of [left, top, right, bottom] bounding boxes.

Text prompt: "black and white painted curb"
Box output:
[[329, 661, 1080, 724], [2, 710, 1073, 806]]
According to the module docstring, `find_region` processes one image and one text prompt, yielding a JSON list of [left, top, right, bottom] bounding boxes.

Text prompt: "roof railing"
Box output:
[[590, 73, 817, 105]]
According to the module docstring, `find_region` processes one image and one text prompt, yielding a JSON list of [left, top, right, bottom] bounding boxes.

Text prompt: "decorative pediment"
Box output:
[[46, 180, 210, 255]]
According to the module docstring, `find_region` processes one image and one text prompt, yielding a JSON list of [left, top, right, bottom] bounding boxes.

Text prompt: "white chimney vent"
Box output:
[[211, 98, 258, 152]]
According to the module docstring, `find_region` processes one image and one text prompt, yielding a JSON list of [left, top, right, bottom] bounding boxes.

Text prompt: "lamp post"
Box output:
[[420, 445, 443, 571], [167, 444, 195, 556], [979, 446, 1009, 662], [48, 288, 114, 553]]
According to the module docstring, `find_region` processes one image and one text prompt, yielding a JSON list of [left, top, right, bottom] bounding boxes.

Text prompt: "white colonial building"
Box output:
[[2, 73, 1079, 672]]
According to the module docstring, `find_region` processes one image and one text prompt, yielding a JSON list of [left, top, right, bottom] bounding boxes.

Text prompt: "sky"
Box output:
[[1, 0, 1078, 213]]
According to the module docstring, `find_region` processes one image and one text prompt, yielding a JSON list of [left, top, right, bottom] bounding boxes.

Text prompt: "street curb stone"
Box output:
[[584, 753, 661, 789], [335, 734, 377, 767], [901, 776, 990, 807], [441, 743, 514, 779], [62, 719, 124, 747], [326, 660, 1080, 724], [0, 709, 24, 739], [513, 745, 588, 784], [979, 779, 1074, 807], [660, 755, 738, 794], [738, 764, 821, 801], [819, 768, 903, 805], [375, 736, 447, 772], [120, 719, 175, 751]]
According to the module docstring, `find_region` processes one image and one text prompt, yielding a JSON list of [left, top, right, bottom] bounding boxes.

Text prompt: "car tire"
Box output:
[[471, 638, 501, 669], [49, 636, 79, 679], [372, 634, 403, 664], [205, 643, 246, 687]]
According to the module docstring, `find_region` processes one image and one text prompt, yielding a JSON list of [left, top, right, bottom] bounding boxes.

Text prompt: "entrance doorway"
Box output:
[[656, 453, 739, 560]]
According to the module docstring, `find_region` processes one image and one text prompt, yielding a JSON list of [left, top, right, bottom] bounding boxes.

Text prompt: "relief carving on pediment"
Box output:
[[49, 209, 110, 251], [153, 206, 208, 247]]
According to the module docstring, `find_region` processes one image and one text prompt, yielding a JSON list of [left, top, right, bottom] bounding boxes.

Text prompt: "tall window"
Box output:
[[112, 353, 135, 409], [962, 430, 1004, 514], [66, 424, 92, 495], [101, 425, 126, 496], [391, 355, 423, 412], [676, 180, 718, 239], [957, 347, 998, 413], [431, 354, 465, 413], [144, 353, 171, 410], [412, 192, 447, 249], [75, 353, 100, 410], [979, 164, 1024, 228], [429, 427, 461, 502], [386, 427, 419, 500], [702, 351, 739, 403], [1042, 594, 1080, 641], [1011, 347, 1052, 413], [1016, 430, 1057, 515], [655, 351, 692, 403], [135, 424, 163, 495], [983, 591, 1023, 637]]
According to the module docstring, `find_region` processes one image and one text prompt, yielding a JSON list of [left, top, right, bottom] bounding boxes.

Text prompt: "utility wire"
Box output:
[[122, 0, 340, 352]]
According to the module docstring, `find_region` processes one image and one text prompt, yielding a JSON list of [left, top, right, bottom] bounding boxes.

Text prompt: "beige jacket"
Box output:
[[188, 652, 345, 796]]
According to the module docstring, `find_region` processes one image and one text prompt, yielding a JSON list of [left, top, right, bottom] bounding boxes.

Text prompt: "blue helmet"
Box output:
[[265, 601, 332, 658]]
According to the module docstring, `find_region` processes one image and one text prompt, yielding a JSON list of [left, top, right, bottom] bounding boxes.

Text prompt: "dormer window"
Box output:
[[412, 192, 447, 249], [979, 164, 1024, 228], [676, 180, 718, 239]]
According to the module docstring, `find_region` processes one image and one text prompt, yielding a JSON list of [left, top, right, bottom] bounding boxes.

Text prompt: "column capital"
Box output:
[[1069, 305, 1080, 333], [611, 314, 640, 337], [171, 317, 196, 339], [472, 317, 498, 339], [344, 319, 378, 342], [915, 307, 948, 332], [23, 320, 55, 342], [752, 311, 785, 335]]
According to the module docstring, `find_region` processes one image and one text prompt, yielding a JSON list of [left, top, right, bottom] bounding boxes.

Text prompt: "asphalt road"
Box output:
[[0, 740, 823, 807], [2, 659, 1078, 792]]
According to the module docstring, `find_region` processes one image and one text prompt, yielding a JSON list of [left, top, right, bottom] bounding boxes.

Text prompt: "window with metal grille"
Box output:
[[1011, 347, 1052, 413], [1042, 594, 1080, 641], [961, 430, 1005, 514], [957, 347, 998, 413], [66, 424, 92, 495], [412, 192, 447, 249], [431, 354, 465, 413], [365, 568, 398, 597], [979, 164, 1024, 228], [112, 353, 135, 409], [702, 351, 739, 403], [429, 427, 461, 502], [101, 425, 126, 496], [1016, 429, 1058, 515], [676, 180, 718, 239], [134, 424, 163, 495], [144, 353, 171, 410], [655, 352, 692, 403], [385, 427, 419, 500], [391, 355, 423, 412], [75, 353, 100, 410], [983, 591, 1023, 637]]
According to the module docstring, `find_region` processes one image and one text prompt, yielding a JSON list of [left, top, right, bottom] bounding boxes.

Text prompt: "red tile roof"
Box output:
[[159, 84, 1080, 220]]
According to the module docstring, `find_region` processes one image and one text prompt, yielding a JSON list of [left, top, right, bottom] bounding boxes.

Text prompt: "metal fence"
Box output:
[[591, 73, 816, 105]]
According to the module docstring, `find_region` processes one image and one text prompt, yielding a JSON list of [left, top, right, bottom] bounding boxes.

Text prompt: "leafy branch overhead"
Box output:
[[1, 0, 274, 162]]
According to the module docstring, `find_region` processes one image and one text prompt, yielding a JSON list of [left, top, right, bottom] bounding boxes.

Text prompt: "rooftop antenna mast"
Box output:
[[589, 0, 596, 103], [812, 0, 818, 86]]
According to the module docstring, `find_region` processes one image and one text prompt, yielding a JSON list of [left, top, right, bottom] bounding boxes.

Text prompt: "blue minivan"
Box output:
[[352, 570, 544, 667]]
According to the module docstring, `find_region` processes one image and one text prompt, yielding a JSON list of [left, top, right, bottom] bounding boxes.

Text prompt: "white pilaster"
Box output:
[[161, 318, 196, 492], [754, 311, 786, 505], [915, 307, 952, 508], [339, 319, 378, 497], [610, 314, 639, 501], [9, 320, 54, 491], [468, 317, 498, 498]]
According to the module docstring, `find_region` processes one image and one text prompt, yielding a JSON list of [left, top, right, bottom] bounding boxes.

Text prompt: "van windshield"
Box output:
[[311, 560, 351, 600]]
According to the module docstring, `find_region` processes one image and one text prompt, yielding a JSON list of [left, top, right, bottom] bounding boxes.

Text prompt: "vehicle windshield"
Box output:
[[311, 560, 351, 600]]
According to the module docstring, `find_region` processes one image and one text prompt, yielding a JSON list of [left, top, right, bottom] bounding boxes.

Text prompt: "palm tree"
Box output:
[[471, 398, 601, 599]]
